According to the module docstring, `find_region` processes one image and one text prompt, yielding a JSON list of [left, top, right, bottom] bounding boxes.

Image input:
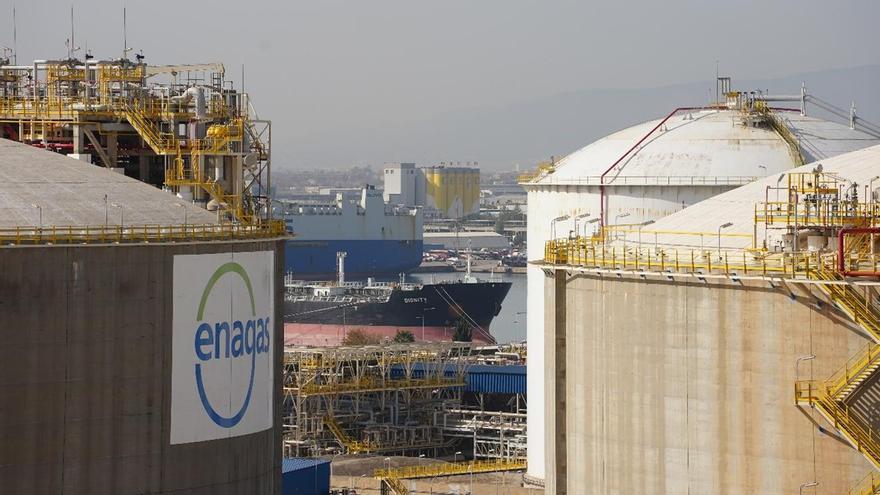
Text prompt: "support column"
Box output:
[[138, 152, 149, 182], [233, 155, 243, 196], [72, 124, 84, 154], [106, 131, 118, 168], [545, 269, 567, 495]]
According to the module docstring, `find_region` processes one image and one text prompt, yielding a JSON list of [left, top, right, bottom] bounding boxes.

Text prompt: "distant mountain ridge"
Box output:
[[288, 65, 880, 171]]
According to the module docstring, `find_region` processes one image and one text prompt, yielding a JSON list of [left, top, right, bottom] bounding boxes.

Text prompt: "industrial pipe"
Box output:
[[838, 227, 880, 277], [598, 107, 711, 231]]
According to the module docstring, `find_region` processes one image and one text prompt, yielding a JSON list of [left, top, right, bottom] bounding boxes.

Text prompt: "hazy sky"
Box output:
[[5, 1, 880, 169]]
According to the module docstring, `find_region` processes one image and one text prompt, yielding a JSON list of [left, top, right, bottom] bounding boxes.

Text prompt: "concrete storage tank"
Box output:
[[0, 139, 287, 494], [537, 144, 880, 494], [519, 92, 880, 487]]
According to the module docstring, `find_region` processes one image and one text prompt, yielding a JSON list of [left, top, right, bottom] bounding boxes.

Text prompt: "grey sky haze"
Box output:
[[5, 1, 880, 169]]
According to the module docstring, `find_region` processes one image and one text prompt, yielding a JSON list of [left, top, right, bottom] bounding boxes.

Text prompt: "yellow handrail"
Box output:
[[0, 221, 286, 246], [374, 459, 526, 481], [795, 381, 880, 470]]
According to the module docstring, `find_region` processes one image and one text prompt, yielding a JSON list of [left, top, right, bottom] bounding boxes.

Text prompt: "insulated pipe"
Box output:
[[838, 227, 880, 277], [598, 106, 711, 230]]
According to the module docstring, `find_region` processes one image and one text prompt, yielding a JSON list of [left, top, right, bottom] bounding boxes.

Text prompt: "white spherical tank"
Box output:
[[522, 107, 880, 485]]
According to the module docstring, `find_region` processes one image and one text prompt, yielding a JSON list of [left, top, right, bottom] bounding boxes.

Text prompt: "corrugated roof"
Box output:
[[467, 364, 526, 394], [282, 458, 331, 473], [390, 363, 526, 394], [0, 138, 217, 227]]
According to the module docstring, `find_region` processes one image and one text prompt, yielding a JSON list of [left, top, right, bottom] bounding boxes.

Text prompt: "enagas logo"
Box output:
[[193, 262, 271, 428], [171, 252, 274, 445]]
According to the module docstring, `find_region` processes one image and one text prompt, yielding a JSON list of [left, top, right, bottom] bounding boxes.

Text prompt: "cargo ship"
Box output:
[[279, 186, 423, 279], [283, 256, 511, 346]]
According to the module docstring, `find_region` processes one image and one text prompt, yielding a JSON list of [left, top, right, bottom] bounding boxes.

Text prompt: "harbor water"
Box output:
[[407, 271, 526, 343]]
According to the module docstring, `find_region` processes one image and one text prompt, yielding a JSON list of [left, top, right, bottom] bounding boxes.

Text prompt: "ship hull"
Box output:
[[284, 239, 423, 278], [284, 281, 511, 344], [283, 323, 493, 346]]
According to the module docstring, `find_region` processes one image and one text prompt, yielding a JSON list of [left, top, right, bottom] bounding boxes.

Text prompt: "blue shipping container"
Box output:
[[282, 458, 331, 495]]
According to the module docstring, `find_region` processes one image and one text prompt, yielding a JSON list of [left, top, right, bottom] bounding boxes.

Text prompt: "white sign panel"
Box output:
[[171, 251, 274, 444]]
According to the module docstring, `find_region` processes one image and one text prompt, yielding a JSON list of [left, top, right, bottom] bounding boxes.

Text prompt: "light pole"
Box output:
[[30, 203, 42, 232], [612, 212, 630, 241], [796, 354, 815, 382], [800, 481, 819, 495], [717, 222, 733, 259], [637, 220, 655, 249], [330, 452, 342, 490], [419, 307, 436, 341], [573, 212, 591, 239], [103, 194, 109, 226], [175, 203, 188, 228], [111, 203, 124, 229], [550, 215, 569, 240], [583, 217, 599, 238]]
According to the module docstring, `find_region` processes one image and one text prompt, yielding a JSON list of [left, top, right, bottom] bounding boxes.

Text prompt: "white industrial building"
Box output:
[[520, 87, 880, 489], [384, 162, 480, 219]]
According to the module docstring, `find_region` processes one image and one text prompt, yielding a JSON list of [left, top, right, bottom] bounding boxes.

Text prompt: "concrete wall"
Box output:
[[544, 270, 873, 494], [0, 239, 285, 495], [525, 183, 736, 483]]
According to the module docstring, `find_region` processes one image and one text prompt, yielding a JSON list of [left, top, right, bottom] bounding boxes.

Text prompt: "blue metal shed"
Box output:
[[282, 458, 331, 495], [390, 363, 526, 395], [466, 364, 526, 394]]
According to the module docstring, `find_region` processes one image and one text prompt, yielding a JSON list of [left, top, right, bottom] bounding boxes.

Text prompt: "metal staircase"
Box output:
[[122, 103, 179, 155], [323, 415, 373, 454], [122, 104, 250, 220], [796, 263, 880, 488], [381, 476, 409, 495]]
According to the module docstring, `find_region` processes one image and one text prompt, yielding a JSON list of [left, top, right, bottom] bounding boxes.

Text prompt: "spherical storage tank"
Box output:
[[520, 104, 880, 486], [0, 139, 286, 494]]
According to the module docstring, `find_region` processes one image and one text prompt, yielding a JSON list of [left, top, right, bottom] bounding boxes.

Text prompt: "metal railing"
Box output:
[[543, 237, 837, 278], [286, 376, 466, 397], [795, 381, 880, 470], [847, 472, 880, 495], [374, 458, 527, 481], [520, 174, 759, 187], [0, 221, 287, 246]]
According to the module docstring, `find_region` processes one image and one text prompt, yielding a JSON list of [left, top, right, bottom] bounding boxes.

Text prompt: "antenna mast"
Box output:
[[12, 3, 17, 64], [122, 6, 129, 60], [70, 4, 75, 60]]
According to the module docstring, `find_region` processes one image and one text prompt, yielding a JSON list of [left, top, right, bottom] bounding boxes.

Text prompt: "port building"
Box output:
[[0, 139, 287, 494], [384, 162, 480, 219], [519, 84, 880, 487], [538, 144, 880, 493]]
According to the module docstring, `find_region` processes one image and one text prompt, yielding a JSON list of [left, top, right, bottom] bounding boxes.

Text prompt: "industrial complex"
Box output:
[[2, 4, 879, 493], [520, 83, 880, 494], [384, 162, 481, 219], [0, 54, 271, 223]]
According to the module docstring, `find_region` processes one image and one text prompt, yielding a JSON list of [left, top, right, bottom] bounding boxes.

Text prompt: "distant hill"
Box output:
[[287, 65, 880, 171]]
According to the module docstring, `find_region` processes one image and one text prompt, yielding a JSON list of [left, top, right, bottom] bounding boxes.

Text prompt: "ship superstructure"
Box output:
[[279, 186, 423, 278]]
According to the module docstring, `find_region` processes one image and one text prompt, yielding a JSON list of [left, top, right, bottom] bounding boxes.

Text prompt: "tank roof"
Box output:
[[0, 138, 217, 228], [537, 109, 880, 185], [627, 143, 880, 250]]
